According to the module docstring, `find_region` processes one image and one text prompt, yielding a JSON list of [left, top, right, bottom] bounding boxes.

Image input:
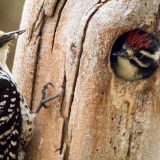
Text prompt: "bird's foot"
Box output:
[[35, 82, 64, 114]]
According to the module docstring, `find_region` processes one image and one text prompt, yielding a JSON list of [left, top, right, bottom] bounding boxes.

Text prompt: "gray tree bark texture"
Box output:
[[13, 0, 160, 160]]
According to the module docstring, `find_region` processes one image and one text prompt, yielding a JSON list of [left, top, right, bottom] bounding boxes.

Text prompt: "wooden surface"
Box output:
[[13, 0, 160, 160]]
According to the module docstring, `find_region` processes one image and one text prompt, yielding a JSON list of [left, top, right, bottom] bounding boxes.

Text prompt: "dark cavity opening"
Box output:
[[110, 29, 160, 81]]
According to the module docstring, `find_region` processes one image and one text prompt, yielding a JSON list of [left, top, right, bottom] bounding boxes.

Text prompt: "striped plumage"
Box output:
[[0, 67, 35, 160], [0, 31, 35, 159], [0, 30, 62, 160], [0, 69, 21, 159], [0, 68, 35, 160], [0, 30, 36, 160], [111, 30, 160, 81]]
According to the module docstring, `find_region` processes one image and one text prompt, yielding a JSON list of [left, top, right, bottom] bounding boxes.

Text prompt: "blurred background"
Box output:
[[0, 0, 25, 70]]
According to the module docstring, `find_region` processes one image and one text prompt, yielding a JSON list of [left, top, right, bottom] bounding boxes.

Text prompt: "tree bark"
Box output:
[[13, 0, 160, 160]]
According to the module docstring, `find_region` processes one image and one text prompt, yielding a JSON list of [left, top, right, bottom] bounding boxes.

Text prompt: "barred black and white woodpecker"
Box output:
[[0, 30, 62, 159], [111, 30, 160, 81]]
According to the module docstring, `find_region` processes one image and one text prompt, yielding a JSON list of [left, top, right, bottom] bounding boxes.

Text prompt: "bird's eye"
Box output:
[[122, 44, 127, 49]]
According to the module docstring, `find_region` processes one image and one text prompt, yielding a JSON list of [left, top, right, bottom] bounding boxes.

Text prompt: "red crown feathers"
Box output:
[[126, 30, 152, 49]]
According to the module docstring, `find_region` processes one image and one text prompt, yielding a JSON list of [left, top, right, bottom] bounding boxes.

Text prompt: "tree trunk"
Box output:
[[13, 0, 160, 160]]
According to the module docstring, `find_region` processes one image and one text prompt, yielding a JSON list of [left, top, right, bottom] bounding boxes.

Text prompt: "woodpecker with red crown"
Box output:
[[111, 30, 160, 81], [0, 30, 63, 159]]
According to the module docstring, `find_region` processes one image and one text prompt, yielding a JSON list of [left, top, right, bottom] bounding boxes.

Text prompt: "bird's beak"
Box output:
[[112, 50, 128, 58], [0, 30, 25, 46]]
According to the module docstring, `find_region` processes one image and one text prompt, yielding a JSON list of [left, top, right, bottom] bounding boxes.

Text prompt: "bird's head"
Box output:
[[0, 30, 25, 47], [112, 30, 160, 80], [113, 30, 160, 65], [0, 30, 25, 64]]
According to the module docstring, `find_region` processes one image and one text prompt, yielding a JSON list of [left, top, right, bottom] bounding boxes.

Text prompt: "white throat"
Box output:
[[0, 44, 11, 75], [115, 57, 140, 81], [0, 44, 9, 65]]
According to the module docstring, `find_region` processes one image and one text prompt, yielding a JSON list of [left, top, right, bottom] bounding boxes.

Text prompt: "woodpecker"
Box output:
[[0, 30, 62, 159], [111, 30, 160, 81]]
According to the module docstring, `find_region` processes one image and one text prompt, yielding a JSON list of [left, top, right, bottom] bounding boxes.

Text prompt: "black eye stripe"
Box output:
[[135, 51, 154, 64], [134, 52, 143, 59], [141, 56, 154, 64]]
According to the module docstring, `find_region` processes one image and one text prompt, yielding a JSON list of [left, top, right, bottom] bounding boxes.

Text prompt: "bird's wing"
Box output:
[[0, 74, 21, 160]]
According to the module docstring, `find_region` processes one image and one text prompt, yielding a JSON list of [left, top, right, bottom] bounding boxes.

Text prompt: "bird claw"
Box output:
[[34, 83, 64, 114], [41, 82, 54, 108]]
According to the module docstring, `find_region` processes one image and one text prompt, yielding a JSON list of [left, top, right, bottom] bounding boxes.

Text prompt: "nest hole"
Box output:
[[110, 29, 160, 81]]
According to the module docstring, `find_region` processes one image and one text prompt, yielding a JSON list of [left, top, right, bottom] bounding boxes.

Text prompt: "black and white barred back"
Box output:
[[0, 67, 35, 160]]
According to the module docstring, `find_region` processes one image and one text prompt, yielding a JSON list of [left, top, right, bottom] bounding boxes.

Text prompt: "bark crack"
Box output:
[[30, 0, 67, 110], [44, 0, 59, 17], [30, 36, 41, 109], [51, 0, 67, 51], [28, 1, 45, 42], [30, 13, 46, 109], [127, 134, 133, 159], [62, 1, 109, 160], [69, 0, 109, 114]]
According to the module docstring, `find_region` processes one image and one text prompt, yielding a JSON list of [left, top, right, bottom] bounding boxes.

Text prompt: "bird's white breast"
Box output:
[[115, 57, 140, 81]]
